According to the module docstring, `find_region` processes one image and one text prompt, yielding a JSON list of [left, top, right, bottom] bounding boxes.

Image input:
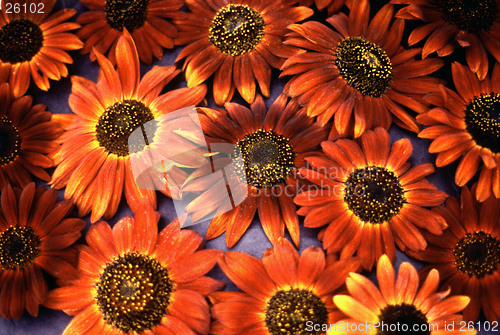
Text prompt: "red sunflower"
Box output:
[[210, 238, 361, 335], [49, 32, 207, 223], [393, 0, 500, 80], [0, 0, 83, 97], [0, 183, 85, 320], [0, 82, 63, 189], [182, 94, 327, 248], [174, 0, 313, 105], [331, 254, 475, 335], [76, 0, 184, 64], [44, 201, 224, 335], [281, 0, 445, 138], [418, 62, 500, 202], [408, 186, 500, 322], [295, 127, 448, 270]]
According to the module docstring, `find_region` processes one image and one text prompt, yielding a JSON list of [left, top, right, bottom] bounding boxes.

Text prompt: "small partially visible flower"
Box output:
[[331, 254, 475, 335], [210, 238, 361, 335], [0, 0, 83, 97], [393, 0, 500, 80], [44, 200, 224, 335], [295, 127, 448, 270], [408, 186, 500, 322], [418, 62, 500, 202], [76, 0, 184, 64], [0, 183, 85, 320], [174, 0, 313, 105], [0, 83, 63, 189], [282, 0, 444, 138]]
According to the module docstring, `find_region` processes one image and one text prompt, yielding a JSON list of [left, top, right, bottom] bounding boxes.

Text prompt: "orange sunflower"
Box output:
[[76, 0, 184, 64], [330, 254, 475, 335], [210, 238, 361, 335], [393, 0, 500, 80], [418, 62, 500, 202], [0, 0, 83, 98], [0, 182, 85, 320], [174, 0, 313, 105], [295, 127, 448, 270], [408, 186, 500, 322], [183, 94, 327, 248], [299, 0, 345, 15], [0, 82, 63, 189], [281, 0, 445, 138], [49, 32, 207, 223], [44, 200, 224, 335]]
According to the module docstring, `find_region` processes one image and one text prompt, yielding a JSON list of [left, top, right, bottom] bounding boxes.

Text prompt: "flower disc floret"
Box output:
[[209, 4, 265, 56], [344, 166, 405, 224], [335, 37, 393, 97], [95, 100, 156, 156], [95, 251, 174, 333], [464, 93, 500, 153], [104, 0, 149, 32], [234, 129, 295, 189], [0, 226, 41, 271], [0, 19, 44, 64], [436, 0, 498, 34]]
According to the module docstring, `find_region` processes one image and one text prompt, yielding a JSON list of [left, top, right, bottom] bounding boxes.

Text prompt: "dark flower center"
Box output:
[[344, 166, 405, 224], [96, 100, 157, 156], [436, 0, 498, 34], [464, 93, 500, 153], [335, 37, 393, 97], [0, 116, 22, 166], [209, 4, 265, 56], [454, 231, 500, 278], [377, 303, 430, 335], [265, 289, 328, 335], [104, 0, 149, 33], [234, 129, 295, 189], [0, 226, 41, 270], [95, 252, 174, 333], [0, 19, 44, 64]]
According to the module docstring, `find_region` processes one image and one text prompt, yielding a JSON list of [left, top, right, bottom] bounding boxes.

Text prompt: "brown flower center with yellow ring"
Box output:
[[95, 252, 174, 333], [377, 303, 430, 335], [454, 231, 500, 278], [209, 4, 265, 56], [96, 100, 157, 156], [436, 0, 498, 35], [0, 116, 22, 166], [344, 166, 405, 224], [104, 0, 149, 32], [0, 226, 41, 270], [464, 93, 500, 153], [265, 289, 328, 335], [233, 129, 295, 189], [335, 37, 393, 97], [0, 19, 44, 64]]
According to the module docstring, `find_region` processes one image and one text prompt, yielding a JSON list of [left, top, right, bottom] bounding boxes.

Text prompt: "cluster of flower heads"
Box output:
[[1, 0, 500, 333]]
